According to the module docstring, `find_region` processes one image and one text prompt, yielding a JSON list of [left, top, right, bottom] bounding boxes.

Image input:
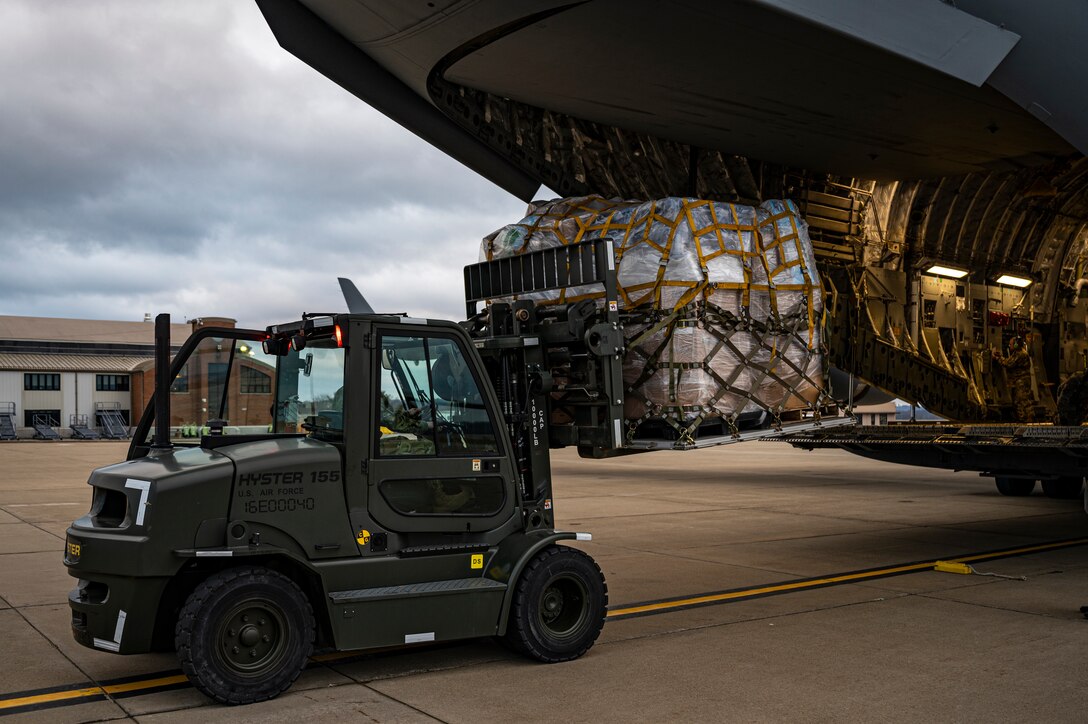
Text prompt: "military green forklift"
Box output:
[[66, 240, 627, 704]]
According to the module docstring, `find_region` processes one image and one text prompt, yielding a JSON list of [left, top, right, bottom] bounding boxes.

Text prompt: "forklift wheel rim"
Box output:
[[537, 573, 589, 641], [214, 597, 289, 676]]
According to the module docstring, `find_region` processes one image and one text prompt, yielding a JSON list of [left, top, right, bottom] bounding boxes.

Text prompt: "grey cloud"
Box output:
[[0, 0, 533, 325]]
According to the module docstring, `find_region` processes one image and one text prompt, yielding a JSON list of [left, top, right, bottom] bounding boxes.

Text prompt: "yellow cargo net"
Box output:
[[483, 196, 827, 430], [485, 197, 816, 341]]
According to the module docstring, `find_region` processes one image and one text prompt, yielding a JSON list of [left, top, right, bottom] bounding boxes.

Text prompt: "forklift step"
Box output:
[[329, 577, 506, 604], [398, 542, 491, 558]]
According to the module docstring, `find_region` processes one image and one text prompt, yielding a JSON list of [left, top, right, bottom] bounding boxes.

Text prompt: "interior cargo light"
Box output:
[[334, 324, 343, 348], [924, 265, 969, 279], [995, 273, 1032, 288]]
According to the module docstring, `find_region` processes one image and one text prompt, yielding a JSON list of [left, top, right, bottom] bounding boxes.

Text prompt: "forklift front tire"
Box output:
[[503, 545, 607, 663], [175, 567, 314, 705]]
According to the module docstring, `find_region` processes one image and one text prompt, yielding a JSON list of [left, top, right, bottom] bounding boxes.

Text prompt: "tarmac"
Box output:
[[0, 440, 1085, 722]]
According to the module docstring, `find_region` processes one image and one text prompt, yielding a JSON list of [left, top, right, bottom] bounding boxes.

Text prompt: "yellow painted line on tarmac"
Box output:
[[607, 562, 933, 618], [0, 674, 189, 713], [0, 686, 106, 711], [606, 537, 1088, 619], [2, 537, 1086, 714], [102, 674, 189, 695], [954, 538, 1087, 564]]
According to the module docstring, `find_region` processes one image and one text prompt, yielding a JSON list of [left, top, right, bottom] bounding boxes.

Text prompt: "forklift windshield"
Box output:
[[132, 330, 345, 450]]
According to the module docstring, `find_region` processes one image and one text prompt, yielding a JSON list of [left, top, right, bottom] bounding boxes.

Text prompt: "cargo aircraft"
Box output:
[[254, 0, 1088, 427]]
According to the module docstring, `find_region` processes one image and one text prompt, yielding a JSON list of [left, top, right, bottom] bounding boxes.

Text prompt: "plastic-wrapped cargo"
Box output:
[[482, 195, 825, 438]]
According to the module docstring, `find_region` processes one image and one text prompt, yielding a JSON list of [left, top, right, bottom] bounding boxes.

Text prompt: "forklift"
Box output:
[[65, 240, 625, 704]]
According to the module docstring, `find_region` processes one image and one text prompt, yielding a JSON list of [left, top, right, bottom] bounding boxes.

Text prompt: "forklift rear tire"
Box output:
[[995, 477, 1034, 496], [1041, 477, 1084, 500], [175, 567, 314, 705], [503, 545, 607, 663]]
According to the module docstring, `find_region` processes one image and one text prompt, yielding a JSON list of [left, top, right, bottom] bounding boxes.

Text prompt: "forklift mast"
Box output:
[[461, 239, 628, 507]]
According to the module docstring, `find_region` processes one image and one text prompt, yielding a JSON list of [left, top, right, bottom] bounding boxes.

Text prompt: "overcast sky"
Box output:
[[0, 1, 534, 328]]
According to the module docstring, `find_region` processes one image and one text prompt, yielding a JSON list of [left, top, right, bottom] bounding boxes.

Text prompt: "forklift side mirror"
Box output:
[[382, 348, 395, 370], [301, 353, 314, 377], [262, 337, 289, 356]]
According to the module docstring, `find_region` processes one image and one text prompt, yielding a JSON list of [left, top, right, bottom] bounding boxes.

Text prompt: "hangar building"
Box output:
[[0, 315, 234, 440]]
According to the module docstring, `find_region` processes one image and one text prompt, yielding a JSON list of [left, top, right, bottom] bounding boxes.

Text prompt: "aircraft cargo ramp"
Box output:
[[780, 423, 1088, 497]]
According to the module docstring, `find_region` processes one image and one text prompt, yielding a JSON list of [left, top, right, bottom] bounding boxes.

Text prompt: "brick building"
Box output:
[[0, 315, 271, 439]]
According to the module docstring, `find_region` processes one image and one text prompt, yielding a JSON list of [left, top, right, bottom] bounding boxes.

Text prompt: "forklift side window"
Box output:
[[377, 334, 499, 456]]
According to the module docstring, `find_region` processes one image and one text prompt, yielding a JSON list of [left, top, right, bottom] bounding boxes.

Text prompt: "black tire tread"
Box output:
[[503, 545, 607, 663], [175, 566, 314, 705]]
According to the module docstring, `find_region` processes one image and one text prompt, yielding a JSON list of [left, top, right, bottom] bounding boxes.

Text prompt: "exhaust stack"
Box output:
[[153, 313, 172, 450]]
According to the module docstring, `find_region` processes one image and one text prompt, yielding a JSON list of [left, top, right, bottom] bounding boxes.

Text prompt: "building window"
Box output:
[[96, 374, 130, 392], [24, 373, 60, 391], [25, 409, 60, 427], [240, 366, 271, 394]]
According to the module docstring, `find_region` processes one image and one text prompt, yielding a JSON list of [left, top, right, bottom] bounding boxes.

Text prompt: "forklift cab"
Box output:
[[128, 314, 522, 545]]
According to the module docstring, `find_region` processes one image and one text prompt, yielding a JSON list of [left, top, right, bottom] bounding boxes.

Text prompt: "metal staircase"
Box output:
[[96, 403, 129, 439], [0, 402, 16, 440], [32, 413, 61, 440], [70, 414, 100, 440]]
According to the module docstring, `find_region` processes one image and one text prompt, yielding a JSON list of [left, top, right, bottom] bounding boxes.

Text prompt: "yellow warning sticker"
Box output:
[[471, 554, 484, 569], [356, 529, 371, 546]]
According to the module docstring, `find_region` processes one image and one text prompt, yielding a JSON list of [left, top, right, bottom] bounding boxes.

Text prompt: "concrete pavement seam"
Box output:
[[360, 682, 450, 723], [10, 595, 131, 719], [0, 506, 71, 542], [912, 577, 1088, 620]]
